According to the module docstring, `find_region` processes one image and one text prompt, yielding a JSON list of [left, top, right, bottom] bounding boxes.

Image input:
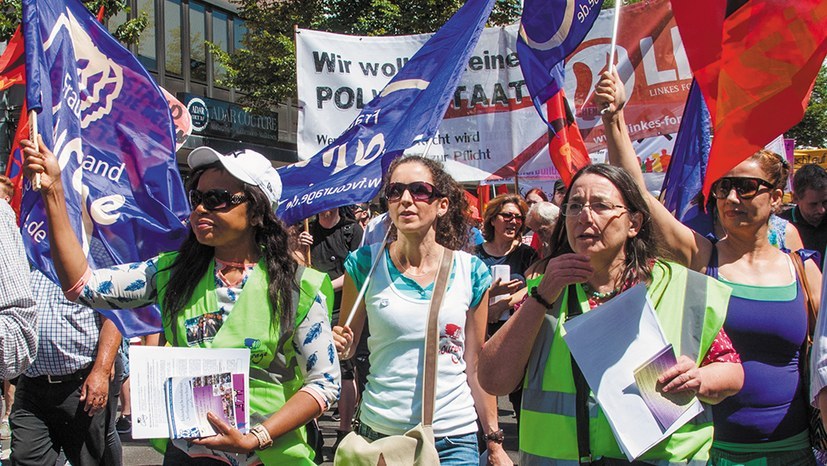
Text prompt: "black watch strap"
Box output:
[[485, 429, 504, 443], [530, 287, 553, 309]]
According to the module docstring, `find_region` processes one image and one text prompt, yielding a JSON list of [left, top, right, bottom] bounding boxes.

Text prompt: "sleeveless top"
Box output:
[[706, 247, 809, 444], [359, 245, 479, 437]]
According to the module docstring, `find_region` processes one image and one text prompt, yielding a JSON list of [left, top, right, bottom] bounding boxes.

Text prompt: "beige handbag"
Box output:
[[334, 249, 453, 466]]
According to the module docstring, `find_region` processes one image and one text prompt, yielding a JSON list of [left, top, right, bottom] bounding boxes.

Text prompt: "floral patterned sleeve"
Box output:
[[701, 327, 741, 366], [293, 294, 341, 409], [76, 257, 159, 310]]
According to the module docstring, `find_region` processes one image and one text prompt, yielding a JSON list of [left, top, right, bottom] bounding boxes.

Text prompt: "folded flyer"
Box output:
[[633, 344, 698, 430], [165, 372, 248, 439]]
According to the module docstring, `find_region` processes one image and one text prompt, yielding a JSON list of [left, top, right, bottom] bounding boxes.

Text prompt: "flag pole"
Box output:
[[600, 0, 622, 115], [29, 109, 40, 191], [303, 218, 312, 266]]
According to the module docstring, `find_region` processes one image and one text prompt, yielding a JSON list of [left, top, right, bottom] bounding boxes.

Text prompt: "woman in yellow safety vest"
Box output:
[[479, 163, 744, 466], [22, 138, 340, 465]]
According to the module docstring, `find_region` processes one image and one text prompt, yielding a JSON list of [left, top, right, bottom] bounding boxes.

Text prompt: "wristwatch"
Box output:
[[250, 424, 273, 450], [485, 429, 505, 444], [530, 287, 553, 309]]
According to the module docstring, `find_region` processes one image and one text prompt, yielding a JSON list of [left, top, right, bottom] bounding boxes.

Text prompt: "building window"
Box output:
[[189, 2, 207, 82], [165, 0, 182, 76], [212, 10, 228, 83], [136, 0, 156, 71], [233, 17, 247, 52]]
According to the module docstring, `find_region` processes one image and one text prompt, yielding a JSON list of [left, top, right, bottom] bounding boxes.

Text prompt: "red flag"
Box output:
[[4, 103, 28, 220], [96, 5, 105, 22], [0, 27, 25, 91], [672, 0, 827, 197], [546, 91, 590, 187]]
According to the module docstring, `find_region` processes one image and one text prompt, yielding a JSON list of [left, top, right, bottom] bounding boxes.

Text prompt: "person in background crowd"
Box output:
[[353, 203, 370, 231], [597, 70, 821, 465], [23, 140, 340, 465], [0, 196, 37, 382], [480, 163, 743, 465], [298, 207, 362, 452], [10, 270, 123, 466], [521, 188, 549, 248], [0, 175, 17, 443], [780, 163, 827, 269], [524, 201, 560, 259], [475, 194, 537, 424], [551, 179, 566, 207], [334, 156, 511, 465]]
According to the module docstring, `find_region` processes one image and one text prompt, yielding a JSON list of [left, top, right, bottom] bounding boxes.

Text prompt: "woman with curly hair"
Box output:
[[22, 139, 340, 465], [333, 156, 512, 465]]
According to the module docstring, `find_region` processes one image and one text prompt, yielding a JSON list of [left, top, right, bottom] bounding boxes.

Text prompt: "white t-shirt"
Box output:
[[359, 245, 479, 437]]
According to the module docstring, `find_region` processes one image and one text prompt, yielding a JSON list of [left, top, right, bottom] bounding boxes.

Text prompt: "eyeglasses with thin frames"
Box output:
[[562, 201, 626, 217]]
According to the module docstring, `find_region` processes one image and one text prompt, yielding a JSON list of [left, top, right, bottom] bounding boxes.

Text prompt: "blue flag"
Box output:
[[660, 80, 713, 236], [517, 0, 603, 127], [21, 0, 190, 337], [276, 0, 495, 225]]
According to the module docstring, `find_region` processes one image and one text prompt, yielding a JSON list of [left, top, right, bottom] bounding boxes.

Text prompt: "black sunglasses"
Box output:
[[385, 181, 442, 203], [189, 189, 248, 211], [711, 177, 775, 200], [497, 212, 524, 223]]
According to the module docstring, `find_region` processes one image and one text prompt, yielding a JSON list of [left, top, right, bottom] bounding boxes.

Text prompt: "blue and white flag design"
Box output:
[[21, 0, 190, 337], [517, 0, 603, 127], [276, 0, 495, 225], [661, 80, 713, 235]]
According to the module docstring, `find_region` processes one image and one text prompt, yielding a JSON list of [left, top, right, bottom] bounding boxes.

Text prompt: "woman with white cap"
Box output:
[[22, 136, 340, 466]]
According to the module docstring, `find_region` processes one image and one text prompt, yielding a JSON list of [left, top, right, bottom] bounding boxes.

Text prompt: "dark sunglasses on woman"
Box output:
[[385, 181, 442, 203], [497, 212, 524, 223], [189, 189, 248, 211], [711, 177, 775, 200]]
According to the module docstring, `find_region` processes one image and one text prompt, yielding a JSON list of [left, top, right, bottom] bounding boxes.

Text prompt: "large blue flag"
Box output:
[[660, 80, 713, 236], [21, 0, 190, 337], [517, 0, 602, 125], [516, 0, 601, 185], [277, 0, 495, 225]]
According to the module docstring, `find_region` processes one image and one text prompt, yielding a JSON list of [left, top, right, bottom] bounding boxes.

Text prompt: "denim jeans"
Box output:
[[357, 423, 479, 465]]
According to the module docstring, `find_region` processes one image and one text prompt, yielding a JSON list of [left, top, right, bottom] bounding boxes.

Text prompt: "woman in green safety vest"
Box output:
[[22, 138, 340, 466], [479, 163, 744, 465], [595, 70, 824, 466]]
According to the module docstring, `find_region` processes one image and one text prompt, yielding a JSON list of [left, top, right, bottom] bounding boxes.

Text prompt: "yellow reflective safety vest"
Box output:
[[151, 252, 333, 465], [520, 260, 731, 466]]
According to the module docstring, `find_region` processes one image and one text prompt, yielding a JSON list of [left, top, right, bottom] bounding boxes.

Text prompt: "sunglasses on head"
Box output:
[[711, 177, 775, 200], [385, 181, 442, 203], [497, 212, 524, 223], [189, 189, 248, 211]]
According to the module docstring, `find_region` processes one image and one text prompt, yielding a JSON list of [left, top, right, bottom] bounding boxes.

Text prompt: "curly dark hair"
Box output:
[[550, 164, 659, 288], [384, 156, 469, 251], [160, 163, 298, 336], [481, 194, 528, 242]]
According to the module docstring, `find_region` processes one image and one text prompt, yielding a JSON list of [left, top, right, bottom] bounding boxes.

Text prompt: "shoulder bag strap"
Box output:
[[421, 248, 454, 427], [565, 284, 592, 464], [790, 251, 818, 342]]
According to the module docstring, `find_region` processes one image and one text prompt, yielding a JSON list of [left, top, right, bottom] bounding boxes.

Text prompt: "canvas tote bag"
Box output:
[[334, 248, 453, 466]]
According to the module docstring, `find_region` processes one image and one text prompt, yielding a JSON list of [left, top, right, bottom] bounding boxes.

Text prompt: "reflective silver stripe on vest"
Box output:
[[522, 388, 577, 417], [679, 269, 708, 361], [519, 452, 707, 466]]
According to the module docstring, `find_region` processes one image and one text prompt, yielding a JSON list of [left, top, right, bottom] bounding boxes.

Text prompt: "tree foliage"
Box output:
[[787, 66, 827, 148], [0, 0, 146, 44], [218, 0, 521, 109]]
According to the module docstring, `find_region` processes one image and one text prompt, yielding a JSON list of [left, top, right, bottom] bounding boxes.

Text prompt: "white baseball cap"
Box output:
[[188, 147, 282, 211]]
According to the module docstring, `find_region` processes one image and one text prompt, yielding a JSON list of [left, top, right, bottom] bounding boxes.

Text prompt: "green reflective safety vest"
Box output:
[[519, 260, 732, 466], [149, 252, 333, 465]]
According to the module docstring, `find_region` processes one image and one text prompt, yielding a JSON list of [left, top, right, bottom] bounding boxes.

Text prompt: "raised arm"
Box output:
[[21, 136, 89, 290], [594, 71, 712, 271]]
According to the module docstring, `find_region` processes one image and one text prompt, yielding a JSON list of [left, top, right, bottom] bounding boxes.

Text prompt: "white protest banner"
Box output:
[[296, 0, 689, 182]]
